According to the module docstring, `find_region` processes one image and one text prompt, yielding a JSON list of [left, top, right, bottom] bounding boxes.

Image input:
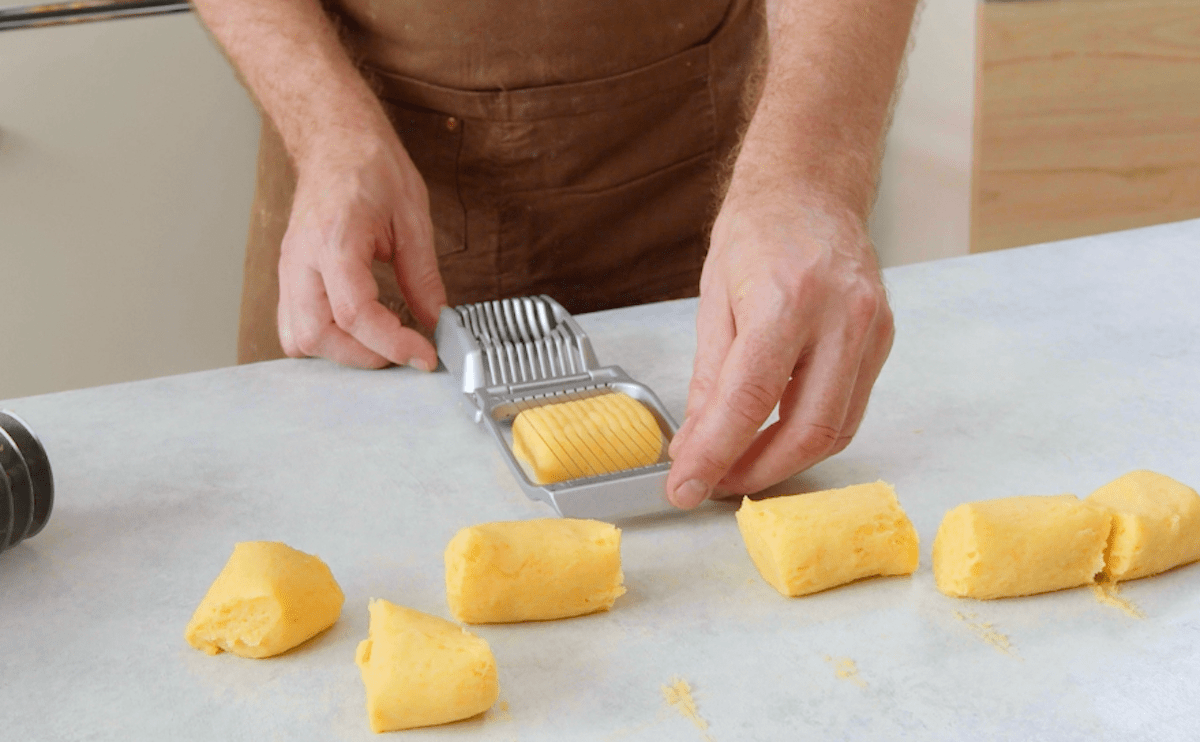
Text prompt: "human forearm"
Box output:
[[666, 0, 910, 507], [193, 0, 445, 369], [734, 0, 919, 218], [192, 0, 392, 166]]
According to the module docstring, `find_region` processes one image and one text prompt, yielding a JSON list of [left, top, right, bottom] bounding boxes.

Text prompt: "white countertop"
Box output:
[[3, 220, 1199, 741]]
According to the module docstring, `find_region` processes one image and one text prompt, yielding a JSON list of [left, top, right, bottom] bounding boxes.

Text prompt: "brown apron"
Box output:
[[237, 0, 765, 363]]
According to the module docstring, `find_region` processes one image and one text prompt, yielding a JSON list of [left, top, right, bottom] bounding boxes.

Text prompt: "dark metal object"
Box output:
[[0, 426, 33, 548], [0, 410, 54, 554], [0, 1, 191, 32], [0, 455, 12, 551]]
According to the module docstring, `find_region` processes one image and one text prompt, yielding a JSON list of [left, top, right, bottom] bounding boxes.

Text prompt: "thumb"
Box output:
[[667, 288, 734, 466]]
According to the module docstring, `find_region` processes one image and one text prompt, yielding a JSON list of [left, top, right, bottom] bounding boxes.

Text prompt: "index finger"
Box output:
[[322, 248, 439, 370], [666, 316, 805, 508]]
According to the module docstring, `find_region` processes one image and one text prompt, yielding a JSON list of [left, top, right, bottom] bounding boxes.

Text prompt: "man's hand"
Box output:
[[192, 0, 446, 369], [663, 0, 916, 508], [277, 127, 446, 370], [665, 185, 893, 508]]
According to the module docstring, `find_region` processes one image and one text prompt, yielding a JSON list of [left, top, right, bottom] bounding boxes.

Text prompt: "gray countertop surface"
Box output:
[[3, 219, 1199, 741]]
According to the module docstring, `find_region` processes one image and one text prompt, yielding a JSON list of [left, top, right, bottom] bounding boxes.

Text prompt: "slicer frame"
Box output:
[[435, 295, 678, 521]]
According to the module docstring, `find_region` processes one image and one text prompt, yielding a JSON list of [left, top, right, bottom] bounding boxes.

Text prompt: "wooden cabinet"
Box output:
[[973, 0, 1200, 253]]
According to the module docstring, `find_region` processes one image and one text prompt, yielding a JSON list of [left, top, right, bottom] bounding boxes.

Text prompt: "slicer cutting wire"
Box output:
[[435, 295, 679, 521]]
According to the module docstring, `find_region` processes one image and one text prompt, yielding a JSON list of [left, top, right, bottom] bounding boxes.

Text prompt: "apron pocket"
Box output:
[[380, 99, 467, 258], [369, 39, 722, 311], [496, 149, 716, 313]]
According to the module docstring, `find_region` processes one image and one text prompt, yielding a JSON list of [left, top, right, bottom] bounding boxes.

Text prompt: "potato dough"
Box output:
[[355, 599, 498, 733], [735, 482, 919, 597], [445, 518, 625, 623], [184, 541, 343, 658], [932, 495, 1111, 599], [510, 392, 662, 484], [1087, 470, 1200, 582]]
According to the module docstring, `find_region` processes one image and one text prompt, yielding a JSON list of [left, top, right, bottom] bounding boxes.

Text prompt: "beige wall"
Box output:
[[1, 2, 973, 400], [871, 0, 976, 269], [0, 13, 259, 399]]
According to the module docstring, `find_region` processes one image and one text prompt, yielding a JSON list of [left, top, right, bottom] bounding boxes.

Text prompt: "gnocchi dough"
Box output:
[[932, 495, 1111, 599], [735, 482, 919, 597], [355, 599, 498, 733], [1087, 470, 1200, 582], [445, 518, 625, 623], [510, 392, 662, 484], [184, 541, 343, 658]]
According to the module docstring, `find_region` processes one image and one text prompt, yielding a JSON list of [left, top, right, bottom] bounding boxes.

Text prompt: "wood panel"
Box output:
[[972, 0, 1200, 253]]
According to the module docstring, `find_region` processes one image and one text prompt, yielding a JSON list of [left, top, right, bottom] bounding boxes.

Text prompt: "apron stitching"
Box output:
[[451, 116, 468, 258]]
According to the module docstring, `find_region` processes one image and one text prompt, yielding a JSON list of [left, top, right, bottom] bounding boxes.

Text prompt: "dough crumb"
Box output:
[[952, 610, 1019, 658], [823, 656, 868, 688], [1091, 579, 1145, 619], [661, 677, 714, 740]]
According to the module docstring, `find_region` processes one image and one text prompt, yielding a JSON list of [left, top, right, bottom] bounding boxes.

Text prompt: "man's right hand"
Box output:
[[190, 0, 447, 370], [277, 127, 447, 371]]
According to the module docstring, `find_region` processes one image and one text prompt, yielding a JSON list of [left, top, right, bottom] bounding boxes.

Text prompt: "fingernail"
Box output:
[[406, 357, 431, 373], [671, 479, 711, 510]]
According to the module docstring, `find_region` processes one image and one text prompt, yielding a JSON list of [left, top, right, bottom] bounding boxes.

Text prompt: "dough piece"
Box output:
[[735, 482, 919, 598], [185, 541, 344, 658], [355, 599, 498, 733], [445, 518, 626, 623], [932, 495, 1111, 599], [510, 392, 662, 484], [1087, 470, 1200, 582]]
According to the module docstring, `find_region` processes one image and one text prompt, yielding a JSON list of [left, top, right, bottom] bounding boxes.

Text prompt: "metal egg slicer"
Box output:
[[435, 295, 678, 521]]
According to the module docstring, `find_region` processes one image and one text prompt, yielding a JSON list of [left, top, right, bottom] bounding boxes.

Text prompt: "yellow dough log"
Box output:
[[184, 541, 344, 658], [735, 482, 919, 598], [510, 392, 663, 484], [932, 495, 1112, 599], [445, 518, 626, 624], [1087, 470, 1200, 582], [355, 599, 499, 733]]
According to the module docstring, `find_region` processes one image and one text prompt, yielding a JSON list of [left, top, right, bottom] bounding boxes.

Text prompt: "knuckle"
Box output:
[[411, 264, 443, 298], [693, 448, 735, 480], [279, 333, 303, 358], [329, 296, 364, 331], [845, 283, 883, 327], [723, 379, 780, 429], [828, 434, 855, 457], [688, 370, 717, 400], [292, 324, 323, 357], [875, 301, 896, 343], [792, 423, 841, 462]]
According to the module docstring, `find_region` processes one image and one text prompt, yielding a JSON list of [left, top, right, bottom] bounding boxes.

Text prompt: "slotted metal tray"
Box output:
[[435, 295, 678, 521]]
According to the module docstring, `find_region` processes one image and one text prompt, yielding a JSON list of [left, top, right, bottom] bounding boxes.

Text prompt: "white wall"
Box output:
[[1, 1, 975, 400], [0, 12, 259, 399], [871, 0, 977, 268]]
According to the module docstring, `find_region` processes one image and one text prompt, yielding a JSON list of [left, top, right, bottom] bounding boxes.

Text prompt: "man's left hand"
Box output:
[[665, 182, 894, 508]]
